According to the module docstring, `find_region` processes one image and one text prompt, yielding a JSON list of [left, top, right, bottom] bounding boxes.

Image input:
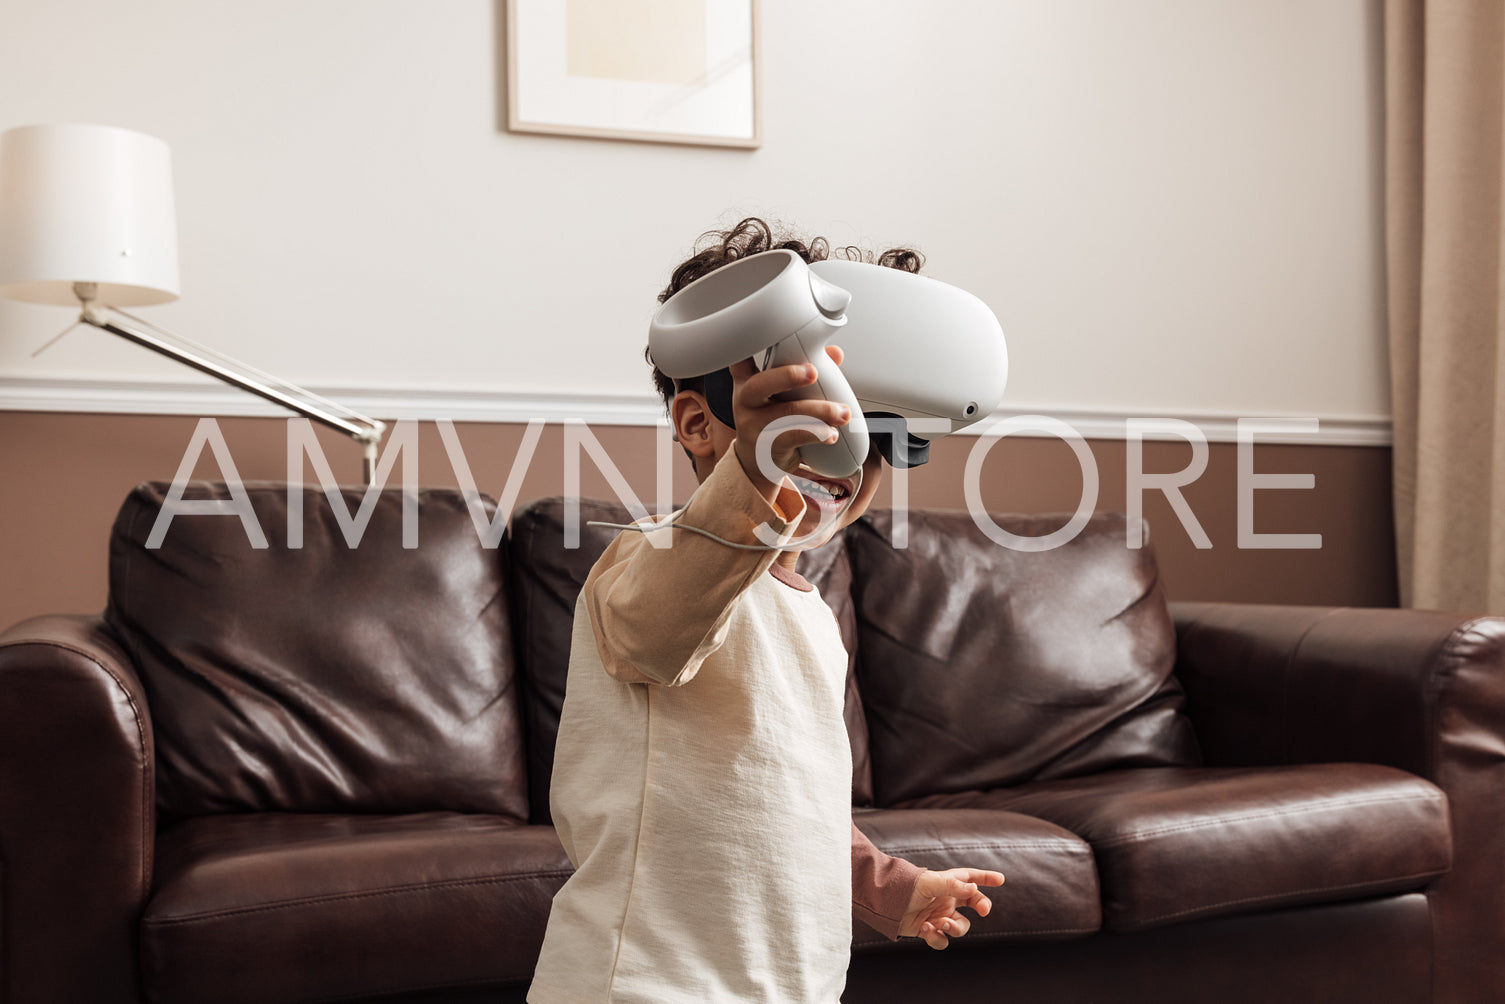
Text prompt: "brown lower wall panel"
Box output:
[[0, 411, 1397, 630]]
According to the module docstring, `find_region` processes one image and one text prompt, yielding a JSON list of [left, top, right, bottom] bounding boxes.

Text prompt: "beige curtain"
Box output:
[[1386, 0, 1505, 614]]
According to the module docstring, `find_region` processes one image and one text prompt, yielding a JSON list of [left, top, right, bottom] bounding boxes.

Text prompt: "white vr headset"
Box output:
[[648, 248, 1008, 477]]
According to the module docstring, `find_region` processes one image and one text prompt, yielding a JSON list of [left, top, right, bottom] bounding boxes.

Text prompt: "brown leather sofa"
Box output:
[[2, 480, 1502, 1004]]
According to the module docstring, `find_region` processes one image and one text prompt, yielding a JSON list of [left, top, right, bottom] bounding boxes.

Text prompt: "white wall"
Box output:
[[0, 0, 1388, 423]]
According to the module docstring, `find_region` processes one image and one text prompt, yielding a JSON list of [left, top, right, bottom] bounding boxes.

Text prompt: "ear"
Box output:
[[671, 390, 719, 462]]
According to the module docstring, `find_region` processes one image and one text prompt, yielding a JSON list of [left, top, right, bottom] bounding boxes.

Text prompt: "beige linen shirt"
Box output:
[[528, 450, 863, 1003]]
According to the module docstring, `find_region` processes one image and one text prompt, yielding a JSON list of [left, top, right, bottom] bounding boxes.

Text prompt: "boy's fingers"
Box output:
[[752, 417, 840, 457], [744, 401, 852, 440], [956, 884, 991, 916], [942, 872, 1002, 916], [767, 397, 850, 426], [740, 362, 817, 403], [947, 877, 979, 899]]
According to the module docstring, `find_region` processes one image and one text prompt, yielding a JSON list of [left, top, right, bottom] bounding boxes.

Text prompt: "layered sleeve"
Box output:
[[582, 447, 807, 687], [851, 822, 927, 941]]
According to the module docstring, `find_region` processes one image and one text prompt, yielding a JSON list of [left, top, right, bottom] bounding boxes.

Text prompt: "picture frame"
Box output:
[[505, 0, 761, 149]]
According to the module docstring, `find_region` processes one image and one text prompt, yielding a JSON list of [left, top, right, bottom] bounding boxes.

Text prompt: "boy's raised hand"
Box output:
[[898, 867, 1006, 950], [728, 346, 851, 498]]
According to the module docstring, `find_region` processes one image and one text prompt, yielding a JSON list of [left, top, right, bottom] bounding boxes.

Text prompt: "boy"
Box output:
[[529, 220, 1005, 1003]]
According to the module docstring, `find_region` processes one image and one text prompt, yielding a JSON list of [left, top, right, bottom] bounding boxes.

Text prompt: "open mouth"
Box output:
[[789, 471, 852, 503]]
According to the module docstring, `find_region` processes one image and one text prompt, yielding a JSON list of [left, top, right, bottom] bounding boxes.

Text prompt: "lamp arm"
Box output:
[[78, 301, 388, 483]]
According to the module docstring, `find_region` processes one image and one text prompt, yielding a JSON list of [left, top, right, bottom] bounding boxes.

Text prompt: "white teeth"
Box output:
[[790, 476, 834, 500], [791, 475, 847, 502]]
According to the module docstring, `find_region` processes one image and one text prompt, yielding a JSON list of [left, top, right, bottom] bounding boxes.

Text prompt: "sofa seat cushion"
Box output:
[[900, 763, 1450, 932], [852, 807, 1101, 948], [141, 812, 572, 1004]]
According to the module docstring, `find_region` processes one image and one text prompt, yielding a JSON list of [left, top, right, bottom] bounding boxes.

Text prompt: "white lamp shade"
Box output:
[[0, 123, 180, 307]]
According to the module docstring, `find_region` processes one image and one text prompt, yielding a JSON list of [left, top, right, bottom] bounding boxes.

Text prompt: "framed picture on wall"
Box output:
[[505, 0, 761, 148]]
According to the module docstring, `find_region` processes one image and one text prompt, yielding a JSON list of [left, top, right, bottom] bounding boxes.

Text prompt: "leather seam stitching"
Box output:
[[882, 841, 1092, 854], [1090, 790, 1445, 846], [142, 869, 574, 926], [1130, 868, 1445, 927], [867, 924, 1101, 943]]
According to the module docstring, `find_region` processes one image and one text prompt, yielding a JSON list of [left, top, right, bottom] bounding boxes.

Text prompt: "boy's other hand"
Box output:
[[729, 345, 851, 498], [898, 867, 1006, 950]]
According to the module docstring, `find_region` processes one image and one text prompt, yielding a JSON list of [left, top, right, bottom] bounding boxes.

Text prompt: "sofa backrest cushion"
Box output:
[[847, 509, 1201, 807], [506, 497, 872, 826], [105, 481, 529, 822]]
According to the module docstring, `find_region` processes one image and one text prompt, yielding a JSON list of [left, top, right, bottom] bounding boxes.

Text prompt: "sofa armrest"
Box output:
[[0, 614, 155, 1003], [1170, 600, 1505, 1002], [1170, 602, 1505, 774]]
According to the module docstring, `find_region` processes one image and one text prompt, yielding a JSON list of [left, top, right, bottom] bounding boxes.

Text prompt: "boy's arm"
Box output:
[[582, 446, 806, 687], [851, 822, 926, 941]]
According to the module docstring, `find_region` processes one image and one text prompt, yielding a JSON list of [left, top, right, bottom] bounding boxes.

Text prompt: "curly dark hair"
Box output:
[[646, 216, 924, 413]]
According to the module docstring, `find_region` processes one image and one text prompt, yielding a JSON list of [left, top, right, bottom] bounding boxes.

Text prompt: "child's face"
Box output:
[[780, 443, 885, 549], [672, 379, 887, 554], [685, 400, 885, 550]]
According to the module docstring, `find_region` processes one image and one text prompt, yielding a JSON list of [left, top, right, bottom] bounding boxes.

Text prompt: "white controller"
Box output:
[[649, 249, 869, 478]]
